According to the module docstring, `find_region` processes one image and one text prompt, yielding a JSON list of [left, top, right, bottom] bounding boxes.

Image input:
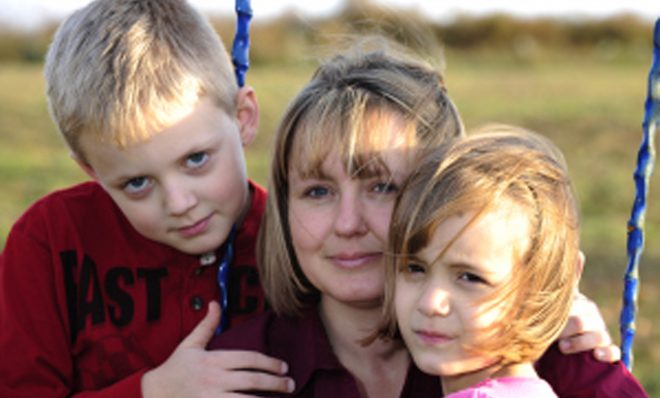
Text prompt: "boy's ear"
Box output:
[[71, 152, 98, 180], [235, 86, 259, 147]]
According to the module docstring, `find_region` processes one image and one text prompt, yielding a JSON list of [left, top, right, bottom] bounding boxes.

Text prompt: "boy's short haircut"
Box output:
[[382, 125, 580, 365], [44, 0, 238, 160]]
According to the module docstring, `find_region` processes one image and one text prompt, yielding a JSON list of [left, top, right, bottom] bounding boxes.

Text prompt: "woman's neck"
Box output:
[[441, 360, 538, 395], [319, 296, 409, 398]]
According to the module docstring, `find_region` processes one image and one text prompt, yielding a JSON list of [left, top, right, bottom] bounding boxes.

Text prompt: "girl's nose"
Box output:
[[418, 286, 451, 317]]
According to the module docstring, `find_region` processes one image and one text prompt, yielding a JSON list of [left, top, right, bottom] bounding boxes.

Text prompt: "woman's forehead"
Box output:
[[289, 109, 418, 177]]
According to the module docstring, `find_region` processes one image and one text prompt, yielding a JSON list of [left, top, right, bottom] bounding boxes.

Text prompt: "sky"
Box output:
[[1, 0, 659, 31]]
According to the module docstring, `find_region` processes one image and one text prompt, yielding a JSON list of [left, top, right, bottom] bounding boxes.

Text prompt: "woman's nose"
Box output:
[[334, 191, 368, 237]]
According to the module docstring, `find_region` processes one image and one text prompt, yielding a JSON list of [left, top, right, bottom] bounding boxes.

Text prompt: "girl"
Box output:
[[209, 43, 634, 397], [383, 127, 647, 397]]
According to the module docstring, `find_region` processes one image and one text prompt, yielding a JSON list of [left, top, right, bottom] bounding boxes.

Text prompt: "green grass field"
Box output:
[[1, 54, 658, 393]]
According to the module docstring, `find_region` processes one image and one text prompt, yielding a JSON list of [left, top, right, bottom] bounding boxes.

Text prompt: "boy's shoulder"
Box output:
[[9, 181, 122, 238], [22, 181, 116, 218]]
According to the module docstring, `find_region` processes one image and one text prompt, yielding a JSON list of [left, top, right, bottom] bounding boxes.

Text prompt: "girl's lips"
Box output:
[[177, 214, 212, 238], [329, 252, 382, 268], [415, 329, 453, 345]]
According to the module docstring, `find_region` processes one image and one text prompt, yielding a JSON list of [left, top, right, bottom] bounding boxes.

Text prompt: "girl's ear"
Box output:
[[575, 250, 585, 289], [235, 86, 259, 147], [71, 152, 98, 180]]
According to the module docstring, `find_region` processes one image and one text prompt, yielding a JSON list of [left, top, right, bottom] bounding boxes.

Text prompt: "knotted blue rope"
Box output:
[[619, 18, 660, 370], [215, 0, 252, 334], [215, 225, 237, 335], [232, 0, 253, 87]]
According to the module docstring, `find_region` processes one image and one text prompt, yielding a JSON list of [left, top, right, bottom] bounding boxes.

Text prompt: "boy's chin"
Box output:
[[167, 236, 225, 257]]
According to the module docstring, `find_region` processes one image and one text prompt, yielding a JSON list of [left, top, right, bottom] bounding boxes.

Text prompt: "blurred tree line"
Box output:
[[0, 1, 654, 65]]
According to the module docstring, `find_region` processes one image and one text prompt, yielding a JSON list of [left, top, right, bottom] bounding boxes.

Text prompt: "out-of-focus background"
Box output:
[[0, 0, 658, 393]]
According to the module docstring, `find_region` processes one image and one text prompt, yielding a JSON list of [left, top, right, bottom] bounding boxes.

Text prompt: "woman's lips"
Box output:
[[329, 252, 382, 268]]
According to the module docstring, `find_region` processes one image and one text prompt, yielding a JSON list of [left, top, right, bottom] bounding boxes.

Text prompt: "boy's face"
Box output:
[[78, 96, 256, 255], [394, 202, 529, 390]]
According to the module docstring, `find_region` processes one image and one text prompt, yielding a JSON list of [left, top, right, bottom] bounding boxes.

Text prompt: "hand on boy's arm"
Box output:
[[558, 292, 622, 363], [141, 302, 295, 398]]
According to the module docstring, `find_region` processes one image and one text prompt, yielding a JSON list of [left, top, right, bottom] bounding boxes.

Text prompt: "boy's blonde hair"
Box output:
[[258, 41, 464, 317], [44, 0, 238, 160], [382, 126, 580, 365]]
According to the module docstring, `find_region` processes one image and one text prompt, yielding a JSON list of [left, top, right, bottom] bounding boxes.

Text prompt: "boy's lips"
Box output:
[[177, 214, 213, 238]]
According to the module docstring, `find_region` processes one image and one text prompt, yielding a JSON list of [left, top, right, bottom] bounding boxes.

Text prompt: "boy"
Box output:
[[0, 0, 293, 397]]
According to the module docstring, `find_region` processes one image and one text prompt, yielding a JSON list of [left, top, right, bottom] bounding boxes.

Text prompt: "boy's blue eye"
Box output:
[[186, 152, 208, 169], [123, 176, 151, 194]]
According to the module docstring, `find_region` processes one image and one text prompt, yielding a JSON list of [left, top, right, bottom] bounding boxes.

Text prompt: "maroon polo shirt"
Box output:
[[209, 308, 648, 397], [537, 341, 648, 398], [209, 308, 440, 397]]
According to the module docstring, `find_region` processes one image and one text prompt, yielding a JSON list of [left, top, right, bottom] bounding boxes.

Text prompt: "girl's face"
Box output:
[[287, 112, 415, 309], [394, 202, 529, 391]]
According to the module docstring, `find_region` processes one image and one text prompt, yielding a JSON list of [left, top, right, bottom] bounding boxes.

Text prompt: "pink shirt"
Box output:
[[446, 377, 557, 398]]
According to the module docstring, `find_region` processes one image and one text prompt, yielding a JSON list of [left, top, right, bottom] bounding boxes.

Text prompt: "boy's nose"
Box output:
[[334, 193, 368, 237], [418, 287, 451, 317], [163, 184, 197, 216]]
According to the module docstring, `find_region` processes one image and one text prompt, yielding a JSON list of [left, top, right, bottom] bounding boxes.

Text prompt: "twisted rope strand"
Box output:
[[231, 0, 253, 87], [620, 18, 660, 370]]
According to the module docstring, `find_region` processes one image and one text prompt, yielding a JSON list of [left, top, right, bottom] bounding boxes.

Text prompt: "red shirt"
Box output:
[[209, 309, 649, 398], [0, 181, 267, 398]]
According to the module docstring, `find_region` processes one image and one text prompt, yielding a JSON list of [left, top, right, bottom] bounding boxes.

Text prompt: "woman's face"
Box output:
[[287, 112, 416, 309]]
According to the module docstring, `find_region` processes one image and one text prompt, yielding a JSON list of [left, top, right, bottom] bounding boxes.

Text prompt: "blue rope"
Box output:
[[620, 18, 660, 370], [214, 0, 252, 335], [232, 0, 253, 87]]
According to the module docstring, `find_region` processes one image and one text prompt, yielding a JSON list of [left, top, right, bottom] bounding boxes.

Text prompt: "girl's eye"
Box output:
[[404, 262, 426, 275], [185, 152, 209, 169], [123, 176, 152, 195], [458, 272, 486, 284]]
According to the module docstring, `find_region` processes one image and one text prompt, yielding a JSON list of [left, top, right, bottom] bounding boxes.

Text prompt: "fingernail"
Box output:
[[594, 348, 604, 360], [281, 362, 289, 374], [287, 378, 296, 392], [559, 339, 571, 352]]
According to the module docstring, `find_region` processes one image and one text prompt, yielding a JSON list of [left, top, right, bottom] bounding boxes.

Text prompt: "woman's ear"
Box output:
[[235, 86, 259, 147]]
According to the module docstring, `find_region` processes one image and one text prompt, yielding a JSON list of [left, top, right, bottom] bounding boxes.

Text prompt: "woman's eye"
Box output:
[[185, 152, 209, 169], [373, 181, 398, 194], [304, 185, 330, 198], [123, 176, 151, 195]]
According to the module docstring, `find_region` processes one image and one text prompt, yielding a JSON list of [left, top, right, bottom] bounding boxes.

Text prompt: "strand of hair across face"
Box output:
[[231, 0, 252, 87], [620, 17, 660, 371]]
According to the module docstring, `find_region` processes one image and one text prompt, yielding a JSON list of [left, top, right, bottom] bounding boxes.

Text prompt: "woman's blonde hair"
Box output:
[[381, 125, 581, 365], [44, 0, 238, 160], [258, 40, 464, 317]]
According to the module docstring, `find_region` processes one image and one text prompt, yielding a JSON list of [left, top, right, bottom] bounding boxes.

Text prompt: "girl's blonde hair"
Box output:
[[258, 41, 464, 316], [382, 125, 580, 365], [45, 0, 238, 160]]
